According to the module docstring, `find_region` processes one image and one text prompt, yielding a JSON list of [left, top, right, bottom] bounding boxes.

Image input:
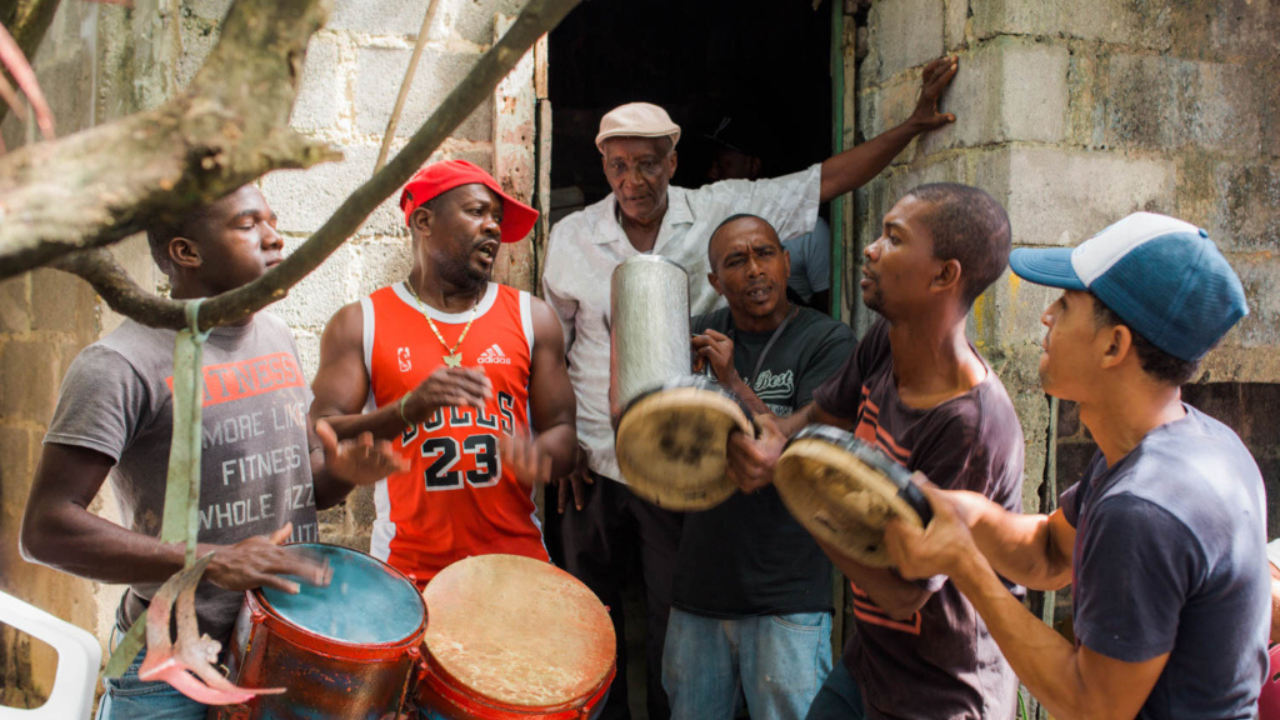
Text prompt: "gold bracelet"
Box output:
[[398, 394, 413, 427]]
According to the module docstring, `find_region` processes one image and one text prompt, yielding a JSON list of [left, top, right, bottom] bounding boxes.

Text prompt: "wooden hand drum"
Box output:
[[615, 375, 753, 511], [413, 554, 616, 720], [774, 424, 932, 567]]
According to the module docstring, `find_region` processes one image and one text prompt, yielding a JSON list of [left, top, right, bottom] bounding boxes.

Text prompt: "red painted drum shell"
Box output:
[[247, 589, 426, 661], [414, 655, 615, 720]]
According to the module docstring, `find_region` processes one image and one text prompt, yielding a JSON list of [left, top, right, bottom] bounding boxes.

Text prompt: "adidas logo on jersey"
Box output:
[[477, 343, 512, 365]]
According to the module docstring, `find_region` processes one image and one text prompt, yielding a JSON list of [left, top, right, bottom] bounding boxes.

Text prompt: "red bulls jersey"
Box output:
[[362, 282, 547, 585]]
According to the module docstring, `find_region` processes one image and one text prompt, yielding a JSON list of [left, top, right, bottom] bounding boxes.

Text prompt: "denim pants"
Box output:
[[95, 632, 207, 720], [662, 607, 833, 720]]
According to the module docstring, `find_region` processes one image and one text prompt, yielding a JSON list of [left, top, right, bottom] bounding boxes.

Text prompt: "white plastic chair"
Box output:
[[0, 590, 102, 720]]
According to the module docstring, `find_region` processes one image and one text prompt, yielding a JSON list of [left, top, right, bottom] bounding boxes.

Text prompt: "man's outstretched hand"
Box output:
[[316, 418, 408, 486], [884, 477, 984, 582], [908, 56, 959, 132]]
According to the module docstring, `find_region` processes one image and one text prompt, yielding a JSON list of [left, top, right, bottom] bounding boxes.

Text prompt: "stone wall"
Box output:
[[853, 0, 1280, 510], [0, 0, 533, 703]]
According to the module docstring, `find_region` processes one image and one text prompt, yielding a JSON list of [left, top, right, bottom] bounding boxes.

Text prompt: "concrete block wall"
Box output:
[[0, 0, 534, 702], [854, 0, 1280, 509]]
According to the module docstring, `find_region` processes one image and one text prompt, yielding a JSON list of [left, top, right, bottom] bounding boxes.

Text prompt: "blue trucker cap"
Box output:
[[1009, 212, 1248, 362]]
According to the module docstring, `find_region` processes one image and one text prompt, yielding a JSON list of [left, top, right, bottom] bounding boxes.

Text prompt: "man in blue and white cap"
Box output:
[[882, 211, 1268, 720]]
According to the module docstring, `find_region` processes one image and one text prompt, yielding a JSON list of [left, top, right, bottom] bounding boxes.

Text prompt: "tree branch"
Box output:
[[0, 0, 339, 280], [53, 0, 582, 331]]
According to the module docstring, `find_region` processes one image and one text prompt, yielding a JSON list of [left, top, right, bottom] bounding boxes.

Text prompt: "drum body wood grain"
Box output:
[[412, 555, 615, 720], [774, 425, 931, 567], [212, 543, 427, 720]]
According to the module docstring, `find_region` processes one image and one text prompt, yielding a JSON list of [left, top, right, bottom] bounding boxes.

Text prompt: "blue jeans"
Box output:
[[662, 607, 832, 720], [803, 658, 865, 720], [95, 636, 207, 720]]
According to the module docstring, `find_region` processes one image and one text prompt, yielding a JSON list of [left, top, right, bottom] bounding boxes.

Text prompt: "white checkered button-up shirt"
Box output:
[[542, 164, 823, 483]]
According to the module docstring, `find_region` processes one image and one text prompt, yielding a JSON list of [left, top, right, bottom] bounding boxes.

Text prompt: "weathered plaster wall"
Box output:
[[854, 0, 1280, 511], [0, 0, 533, 703]]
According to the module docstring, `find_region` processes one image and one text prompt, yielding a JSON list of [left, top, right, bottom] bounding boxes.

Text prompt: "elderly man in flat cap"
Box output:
[[542, 57, 959, 720]]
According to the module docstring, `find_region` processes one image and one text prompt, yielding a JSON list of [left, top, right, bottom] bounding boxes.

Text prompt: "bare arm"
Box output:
[[887, 489, 1167, 720], [951, 493, 1076, 591], [310, 303, 406, 441], [20, 443, 327, 593], [525, 297, 578, 480], [818, 57, 957, 203], [814, 532, 930, 620]]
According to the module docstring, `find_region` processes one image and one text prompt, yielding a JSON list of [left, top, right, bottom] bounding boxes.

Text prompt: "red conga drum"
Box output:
[[412, 554, 615, 720], [212, 543, 428, 720]]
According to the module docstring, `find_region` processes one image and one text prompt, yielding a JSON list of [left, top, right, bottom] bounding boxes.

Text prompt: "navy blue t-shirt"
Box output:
[[1061, 404, 1268, 720]]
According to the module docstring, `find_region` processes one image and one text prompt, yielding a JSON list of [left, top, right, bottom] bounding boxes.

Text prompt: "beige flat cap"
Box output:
[[595, 102, 682, 153]]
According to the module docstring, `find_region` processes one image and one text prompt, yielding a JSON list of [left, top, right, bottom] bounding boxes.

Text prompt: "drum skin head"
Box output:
[[774, 439, 923, 567], [423, 554, 616, 708], [259, 543, 425, 645], [615, 387, 753, 510]]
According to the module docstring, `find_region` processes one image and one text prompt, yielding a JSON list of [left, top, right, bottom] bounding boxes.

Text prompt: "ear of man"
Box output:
[[930, 258, 963, 297], [168, 235, 203, 272], [1099, 323, 1135, 371]]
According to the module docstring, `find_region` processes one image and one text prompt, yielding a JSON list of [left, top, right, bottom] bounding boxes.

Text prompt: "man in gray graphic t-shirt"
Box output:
[[20, 185, 405, 720]]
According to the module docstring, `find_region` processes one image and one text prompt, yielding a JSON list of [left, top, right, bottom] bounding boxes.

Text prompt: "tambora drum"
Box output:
[[413, 554, 615, 720], [774, 425, 932, 567], [610, 255, 753, 510], [213, 543, 427, 720]]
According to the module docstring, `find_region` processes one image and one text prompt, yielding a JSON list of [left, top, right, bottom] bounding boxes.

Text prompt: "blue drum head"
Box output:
[[260, 543, 424, 645]]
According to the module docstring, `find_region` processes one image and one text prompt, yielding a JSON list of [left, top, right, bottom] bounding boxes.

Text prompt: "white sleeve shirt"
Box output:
[[542, 163, 823, 483]]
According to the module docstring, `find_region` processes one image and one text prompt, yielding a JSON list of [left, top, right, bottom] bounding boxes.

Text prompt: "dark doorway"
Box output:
[[549, 0, 833, 216], [545, 4, 836, 718]]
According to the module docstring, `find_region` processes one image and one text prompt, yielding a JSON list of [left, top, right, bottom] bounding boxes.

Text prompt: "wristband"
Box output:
[[399, 394, 413, 427]]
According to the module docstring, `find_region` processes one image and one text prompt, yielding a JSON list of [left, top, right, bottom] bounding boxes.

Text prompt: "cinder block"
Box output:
[[354, 47, 493, 143], [855, 154, 967, 243], [289, 36, 341, 132], [176, 15, 221, 91], [264, 145, 378, 234], [356, 240, 415, 298], [0, 426, 34, 510], [292, 329, 322, 382], [444, 0, 528, 46], [865, 0, 945, 83], [348, 484, 377, 530], [30, 270, 93, 333], [969, 266, 1058, 350], [1100, 55, 1263, 157], [0, 277, 31, 334], [1193, 0, 1280, 63], [973, 146, 1175, 247], [1227, 254, 1280, 350], [921, 37, 1069, 154], [0, 341, 60, 423], [944, 0, 969, 50], [269, 245, 356, 335], [1200, 162, 1280, 253], [329, 0, 432, 37], [972, 0, 1172, 50], [185, 0, 233, 22]]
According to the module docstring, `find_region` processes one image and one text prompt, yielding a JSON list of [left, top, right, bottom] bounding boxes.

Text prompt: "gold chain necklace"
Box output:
[[404, 281, 479, 367]]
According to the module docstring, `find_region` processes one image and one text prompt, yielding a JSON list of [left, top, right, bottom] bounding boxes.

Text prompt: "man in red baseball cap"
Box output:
[[311, 160, 578, 586]]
